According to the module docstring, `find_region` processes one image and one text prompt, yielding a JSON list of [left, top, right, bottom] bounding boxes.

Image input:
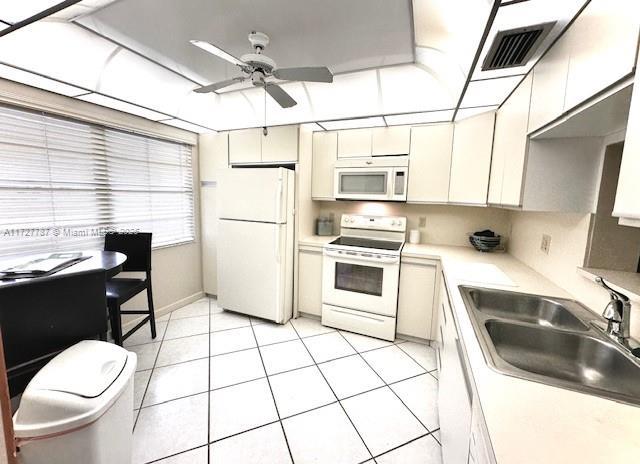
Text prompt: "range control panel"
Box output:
[[340, 215, 407, 232]]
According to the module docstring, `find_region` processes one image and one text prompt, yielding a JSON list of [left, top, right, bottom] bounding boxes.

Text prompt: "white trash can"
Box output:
[[13, 340, 137, 464]]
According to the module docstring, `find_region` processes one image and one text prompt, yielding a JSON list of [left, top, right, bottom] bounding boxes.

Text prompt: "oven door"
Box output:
[[322, 248, 400, 316], [334, 167, 393, 201]]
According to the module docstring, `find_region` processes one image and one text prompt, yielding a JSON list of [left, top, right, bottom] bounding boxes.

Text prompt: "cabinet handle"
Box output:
[[441, 303, 447, 325], [455, 337, 473, 405]]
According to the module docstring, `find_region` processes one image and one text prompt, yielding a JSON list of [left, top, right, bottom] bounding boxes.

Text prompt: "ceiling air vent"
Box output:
[[482, 22, 556, 71]]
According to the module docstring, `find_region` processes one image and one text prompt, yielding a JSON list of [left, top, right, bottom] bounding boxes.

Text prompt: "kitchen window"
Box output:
[[0, 104, 195, 257]]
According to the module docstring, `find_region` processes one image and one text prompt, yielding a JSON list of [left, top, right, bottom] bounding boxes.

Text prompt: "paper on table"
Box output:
[[449, 262, 517, 287], [1, 252, 82, 275]]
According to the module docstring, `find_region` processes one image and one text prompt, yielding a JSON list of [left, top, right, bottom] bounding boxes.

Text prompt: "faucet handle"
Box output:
[[602, 299, 623, 322], [595, 276, 630, 302]]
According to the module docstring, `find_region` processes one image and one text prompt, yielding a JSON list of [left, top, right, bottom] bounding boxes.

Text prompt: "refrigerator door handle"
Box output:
[[275, 176, 283, 223]]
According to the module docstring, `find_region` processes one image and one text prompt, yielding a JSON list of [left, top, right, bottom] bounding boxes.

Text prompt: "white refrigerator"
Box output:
[[217, 167, 295, 324]]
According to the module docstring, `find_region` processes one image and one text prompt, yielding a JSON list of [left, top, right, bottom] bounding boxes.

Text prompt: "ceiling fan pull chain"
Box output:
[[263, 84, 268, 136]]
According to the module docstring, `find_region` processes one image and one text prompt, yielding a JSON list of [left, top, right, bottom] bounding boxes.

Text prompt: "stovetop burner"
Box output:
[[329, 236, 403, 251]]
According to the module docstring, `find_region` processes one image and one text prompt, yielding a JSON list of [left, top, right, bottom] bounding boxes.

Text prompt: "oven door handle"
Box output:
[[323, 249, 399, 264]]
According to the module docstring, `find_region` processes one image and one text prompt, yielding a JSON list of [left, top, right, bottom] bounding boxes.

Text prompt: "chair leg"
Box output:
[[147, 282, 157, 339], [99, 332, 107, 342], [108, 301, 123, 346]]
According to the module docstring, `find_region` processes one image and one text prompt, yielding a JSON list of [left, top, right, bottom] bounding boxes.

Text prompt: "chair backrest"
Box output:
[[104, 232, 152, 272]]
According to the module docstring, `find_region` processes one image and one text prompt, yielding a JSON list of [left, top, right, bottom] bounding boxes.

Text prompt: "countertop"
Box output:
[[409, 244, 640, 464], [298, 235, 337, 247]]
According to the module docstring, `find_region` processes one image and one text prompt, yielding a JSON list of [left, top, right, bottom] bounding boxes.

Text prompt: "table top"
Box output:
[[0, 250, 126, 289]]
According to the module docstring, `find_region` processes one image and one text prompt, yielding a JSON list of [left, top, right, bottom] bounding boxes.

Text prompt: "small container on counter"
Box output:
[[409, 229, 420, 244], [316, 216, 334, 236]]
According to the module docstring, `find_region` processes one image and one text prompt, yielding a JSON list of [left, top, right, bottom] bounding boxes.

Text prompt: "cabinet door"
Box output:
[[371, 126, 411, 156], [229, 128, 261, 164], [563, 0, 639, 111], [261, 125, 299, 163], [613, 52, 640, 223], [201, 186, 217, 295], [397, 258, 437, 339], [438, 280, 472, 464], [297, 248, 323, 316], [490, 74, 532, 206], [469, 401, 497, 464], [199, 132, 229, 182], [337, 128, 372, 158], [407, 124, 454, 203], [449, 112, 495, 205], [312, 131, 338, 199], [528, 35, 570, 132]]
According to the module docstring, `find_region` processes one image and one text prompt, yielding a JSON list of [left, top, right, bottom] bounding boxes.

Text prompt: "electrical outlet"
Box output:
[[419, 216, 427, 228], [540, 234, 551, 254]]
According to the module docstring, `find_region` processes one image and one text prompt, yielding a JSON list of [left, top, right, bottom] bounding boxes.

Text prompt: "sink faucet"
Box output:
[[596, 277, 631, 344]]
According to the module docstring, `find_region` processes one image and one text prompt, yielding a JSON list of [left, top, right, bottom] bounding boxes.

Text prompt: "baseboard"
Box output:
[[121, 290, 205, 332], [395, 332, 432, 345], [297, 311, 321, 321]]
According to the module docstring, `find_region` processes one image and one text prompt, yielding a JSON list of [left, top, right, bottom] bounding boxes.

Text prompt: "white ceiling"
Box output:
[[77, 0, 415, 85], [0, 0, 587, 133]]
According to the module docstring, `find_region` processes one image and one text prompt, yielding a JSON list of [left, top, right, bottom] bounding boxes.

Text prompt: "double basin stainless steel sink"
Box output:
[[459, 286, 640, 406]]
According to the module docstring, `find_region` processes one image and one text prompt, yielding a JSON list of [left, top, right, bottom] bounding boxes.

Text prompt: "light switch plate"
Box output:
[[540, 234, 551, 254]]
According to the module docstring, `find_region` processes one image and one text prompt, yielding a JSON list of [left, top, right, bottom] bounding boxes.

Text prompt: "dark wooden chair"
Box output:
[[104, 232, 156, 346]]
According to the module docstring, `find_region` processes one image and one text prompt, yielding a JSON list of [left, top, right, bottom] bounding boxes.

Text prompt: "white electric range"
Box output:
[[321, 214, 407, 341]]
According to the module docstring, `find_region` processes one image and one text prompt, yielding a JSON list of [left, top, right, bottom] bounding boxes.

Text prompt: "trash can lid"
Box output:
[[13, 341, 135, 439], [28, 340, 128, 398]]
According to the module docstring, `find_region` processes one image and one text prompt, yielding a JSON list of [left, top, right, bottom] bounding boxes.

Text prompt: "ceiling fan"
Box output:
[[190, 31, 334, 108]]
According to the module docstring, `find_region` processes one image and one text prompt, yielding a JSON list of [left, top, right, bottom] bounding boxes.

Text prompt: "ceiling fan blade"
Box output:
[[190, 39, 247, 67], [273, 66, 333, 83], [265, 84, 297, 108], [194, 77, 246, 93]]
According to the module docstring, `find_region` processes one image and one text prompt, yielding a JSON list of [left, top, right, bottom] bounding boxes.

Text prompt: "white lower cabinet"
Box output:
[[468, 401, 497, 464], [396, 257, 437, 339], [297, 246, 323, 316], [438, 278, 472, 464], [437, 277, 495, 464]]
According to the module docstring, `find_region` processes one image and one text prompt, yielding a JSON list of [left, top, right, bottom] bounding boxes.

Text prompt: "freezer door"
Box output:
[[217, 167, 289, 223], [217, 219, 288, 322]]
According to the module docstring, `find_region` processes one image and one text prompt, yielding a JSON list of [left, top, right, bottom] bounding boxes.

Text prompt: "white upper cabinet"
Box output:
[[563, 0, 639, 111], [613, 52, 640, 225], [449, 112, 495, 205], [229, 125, 298, 164], [337, 128, 372, 158], [229, 128, 261, 164], [261, 125, 299, 163], [529, 0, 639, 133], [199, 132, 229, 182], [407, 124, 454, 203], [528, 35, 570, 133], [371, 126, 411, 156], [312, 131, 338, 200], [489, 74, 533, 207]]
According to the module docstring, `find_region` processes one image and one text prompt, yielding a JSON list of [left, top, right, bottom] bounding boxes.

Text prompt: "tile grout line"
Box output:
[[290, 323, 377, 463], [207, 298, 212, 463], [248, 317, 296, 464], [336, 331, 437, 435], [133, 315, 170, 431], [395, 342, 438, 373]]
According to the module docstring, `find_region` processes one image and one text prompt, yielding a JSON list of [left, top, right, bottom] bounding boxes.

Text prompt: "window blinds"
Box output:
[[0, 104, 194, 257]]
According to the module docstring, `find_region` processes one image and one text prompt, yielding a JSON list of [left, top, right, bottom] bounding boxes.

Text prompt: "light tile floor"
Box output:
[[129, 297, 441, 464]]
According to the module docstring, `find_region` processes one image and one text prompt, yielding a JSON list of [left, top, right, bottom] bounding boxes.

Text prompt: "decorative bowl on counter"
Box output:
[[469, 234, 501, 252]]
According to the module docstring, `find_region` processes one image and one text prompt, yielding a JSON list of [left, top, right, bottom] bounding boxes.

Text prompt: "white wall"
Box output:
[[0, 78, 204, 328], [316, 201, 511, 247], [509, 210, 640, 339]]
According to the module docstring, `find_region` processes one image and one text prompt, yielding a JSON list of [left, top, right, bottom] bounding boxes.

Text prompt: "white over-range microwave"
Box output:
[[333, 156, 409, 201]]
